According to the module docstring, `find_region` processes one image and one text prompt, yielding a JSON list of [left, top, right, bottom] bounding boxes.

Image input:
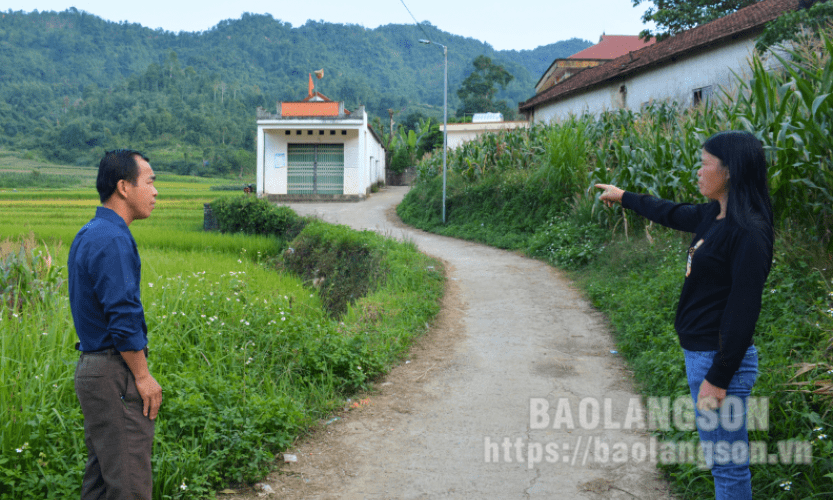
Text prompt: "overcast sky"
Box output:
[[2, 0, 657, 51]]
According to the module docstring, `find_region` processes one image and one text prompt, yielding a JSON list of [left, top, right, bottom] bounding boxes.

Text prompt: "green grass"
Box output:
[[571, 228, 833, 498], [0, 180, 445, 499]]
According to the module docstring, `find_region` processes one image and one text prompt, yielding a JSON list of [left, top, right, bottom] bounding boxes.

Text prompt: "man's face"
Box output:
[[124, 157, 157, 221]]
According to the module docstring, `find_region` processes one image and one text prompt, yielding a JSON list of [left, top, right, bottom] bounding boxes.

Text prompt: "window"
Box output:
[[285, 130, 291, 135], [341, 130, 347, 135], [617, 85, 627, 109], [330, 130, 336, 135], [693, 86, 713, 106]]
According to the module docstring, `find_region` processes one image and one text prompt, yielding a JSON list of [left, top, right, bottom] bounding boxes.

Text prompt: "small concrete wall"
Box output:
[[386, 167, 416, 186]]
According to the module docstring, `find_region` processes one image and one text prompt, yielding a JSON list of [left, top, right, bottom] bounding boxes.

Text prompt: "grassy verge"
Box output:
[[1, 187, 444, 499], [571, 227, 833, 498]]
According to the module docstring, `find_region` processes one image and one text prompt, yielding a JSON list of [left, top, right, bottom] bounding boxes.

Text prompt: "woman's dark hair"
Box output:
[[703, 131, 773, 237], [96, 149, 149, 203]]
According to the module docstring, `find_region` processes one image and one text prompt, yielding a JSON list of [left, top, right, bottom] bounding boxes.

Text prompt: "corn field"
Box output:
[[415, 29, 833, 243]]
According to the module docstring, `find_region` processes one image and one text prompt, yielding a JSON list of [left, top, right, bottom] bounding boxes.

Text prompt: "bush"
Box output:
[[282, 221, 386, 317], [211, 198, 393, 318], [527, 215, 607, 269], [0, 233, 63, 313], [389, 147, 411, 175], [211, 196, 306, 241]]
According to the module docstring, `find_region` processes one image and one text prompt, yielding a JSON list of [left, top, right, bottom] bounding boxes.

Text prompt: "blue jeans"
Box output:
[[684, 346, 758, 500]]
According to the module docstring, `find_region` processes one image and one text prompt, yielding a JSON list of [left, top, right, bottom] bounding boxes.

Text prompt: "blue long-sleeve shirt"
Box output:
[[621, 192, 773, 388], [68, 206, 148, 352]]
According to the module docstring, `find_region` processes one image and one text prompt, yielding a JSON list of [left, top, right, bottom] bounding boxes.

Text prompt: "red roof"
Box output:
[[520, 0, 800, 112], [569, 35, 655, 60]]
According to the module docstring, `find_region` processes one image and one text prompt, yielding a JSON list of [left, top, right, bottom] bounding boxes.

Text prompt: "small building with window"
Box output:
[[519, 0, 799, 123], [255, 91, 386, 201]]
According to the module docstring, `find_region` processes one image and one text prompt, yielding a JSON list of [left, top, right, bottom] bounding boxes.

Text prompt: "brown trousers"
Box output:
[[74, 351, 155, 500]]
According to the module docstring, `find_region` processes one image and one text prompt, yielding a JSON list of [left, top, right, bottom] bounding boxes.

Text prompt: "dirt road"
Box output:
[[227, 186, 674, 499]]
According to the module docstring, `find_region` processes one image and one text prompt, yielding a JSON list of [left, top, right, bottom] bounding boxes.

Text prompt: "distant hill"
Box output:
[[0, 9, 592, 172]]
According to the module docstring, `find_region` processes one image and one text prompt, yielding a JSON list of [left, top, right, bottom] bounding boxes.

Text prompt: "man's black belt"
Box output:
[[77, 344, 148, 357], [82, 347, 119, 355]]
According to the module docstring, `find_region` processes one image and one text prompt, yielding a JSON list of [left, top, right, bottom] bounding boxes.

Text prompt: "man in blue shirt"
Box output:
[[69, 149, 161, 500]]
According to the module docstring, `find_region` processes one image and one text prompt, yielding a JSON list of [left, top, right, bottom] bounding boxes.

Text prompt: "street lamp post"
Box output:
[[419, 39, 447, 224]]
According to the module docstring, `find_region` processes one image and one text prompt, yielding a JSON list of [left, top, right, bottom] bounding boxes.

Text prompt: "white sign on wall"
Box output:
[[275, 153, 286, 168]]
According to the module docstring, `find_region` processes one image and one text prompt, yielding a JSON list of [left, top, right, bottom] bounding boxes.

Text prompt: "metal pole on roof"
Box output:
[[419, 38, 448, 224]]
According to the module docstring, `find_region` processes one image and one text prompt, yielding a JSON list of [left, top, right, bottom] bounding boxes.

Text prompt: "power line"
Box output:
[[398, 0, 433, 42]]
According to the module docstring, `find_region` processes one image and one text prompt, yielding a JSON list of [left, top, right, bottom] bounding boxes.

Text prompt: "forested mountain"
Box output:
[[0, 8, 591, 175]]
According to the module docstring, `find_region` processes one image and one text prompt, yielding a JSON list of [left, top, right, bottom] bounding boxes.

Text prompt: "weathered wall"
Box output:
[[532, 33, 772, 123]]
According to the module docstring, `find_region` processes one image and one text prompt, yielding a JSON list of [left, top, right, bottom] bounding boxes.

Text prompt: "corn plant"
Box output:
[[727, 30, 833, 227]]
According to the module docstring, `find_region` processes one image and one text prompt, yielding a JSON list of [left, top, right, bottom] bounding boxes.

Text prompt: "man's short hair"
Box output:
[[96, 149, 149, 203]]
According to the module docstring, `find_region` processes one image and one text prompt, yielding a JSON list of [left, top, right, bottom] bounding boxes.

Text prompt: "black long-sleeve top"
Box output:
[[621, 192, 773, 389]]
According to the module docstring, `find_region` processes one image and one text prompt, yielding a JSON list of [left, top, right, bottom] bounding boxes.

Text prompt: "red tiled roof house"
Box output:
[[534, 34, 656, 95], [519, 0, 801, 123]]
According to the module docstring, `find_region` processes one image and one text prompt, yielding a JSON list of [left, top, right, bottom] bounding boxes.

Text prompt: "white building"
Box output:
[[440, 119, 530, 150], [256, 92, 386, 200], [519, 0, 799, 123]]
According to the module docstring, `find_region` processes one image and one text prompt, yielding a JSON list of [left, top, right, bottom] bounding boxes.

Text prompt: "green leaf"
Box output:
[[811, 93, 831, 118]]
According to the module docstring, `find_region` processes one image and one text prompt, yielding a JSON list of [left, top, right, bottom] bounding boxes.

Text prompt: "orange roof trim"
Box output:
[[281, 102, 340, 117]]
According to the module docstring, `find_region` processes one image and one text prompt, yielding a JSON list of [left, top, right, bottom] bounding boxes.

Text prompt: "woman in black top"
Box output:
[[596, 131, 773, 500]]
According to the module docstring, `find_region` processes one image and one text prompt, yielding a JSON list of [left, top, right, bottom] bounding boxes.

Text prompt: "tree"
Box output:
[[401, 111, 427, 132], [632, 0, 758, 41], [757, 0, 833, 52], [456, 55, 516, 119]]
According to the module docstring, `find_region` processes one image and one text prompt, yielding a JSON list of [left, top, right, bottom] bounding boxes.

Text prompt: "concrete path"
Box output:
[[237, 186, 675, 499]]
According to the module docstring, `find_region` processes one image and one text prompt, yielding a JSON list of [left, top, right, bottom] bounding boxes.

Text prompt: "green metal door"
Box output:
[[287, 143, 344, 194], [315, 144, 344, 194]]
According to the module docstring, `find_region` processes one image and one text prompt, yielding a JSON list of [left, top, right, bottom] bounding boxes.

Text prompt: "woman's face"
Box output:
[[698, 150, 729, 202]]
